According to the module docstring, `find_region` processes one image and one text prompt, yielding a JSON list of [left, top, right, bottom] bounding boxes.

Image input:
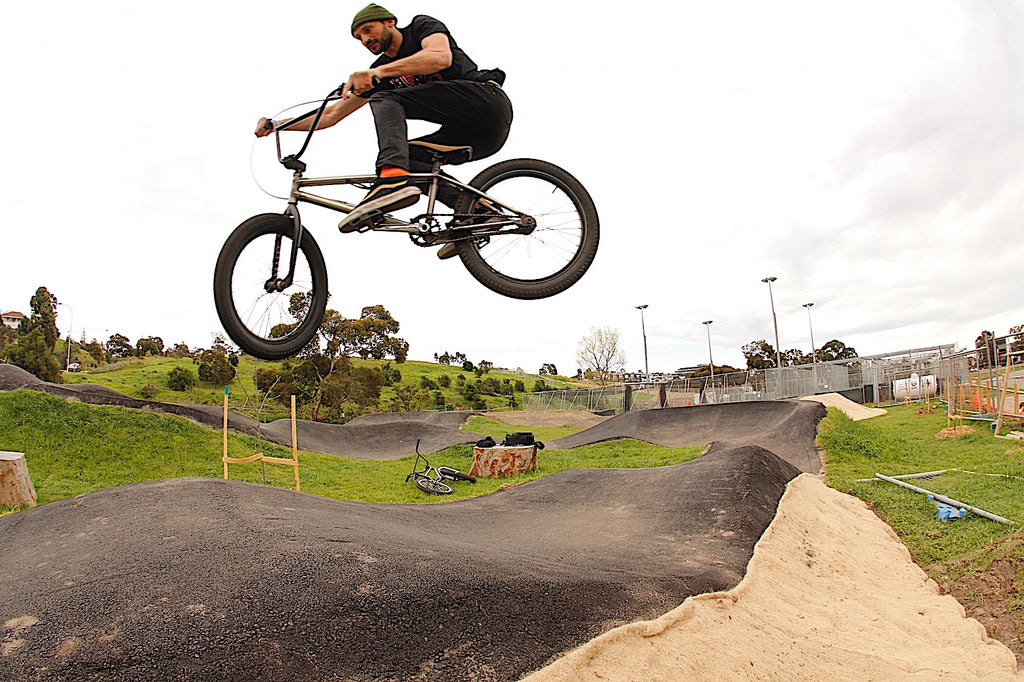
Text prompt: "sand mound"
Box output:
[[525, 474, 1021, 680], [800, 392, 887, 420]]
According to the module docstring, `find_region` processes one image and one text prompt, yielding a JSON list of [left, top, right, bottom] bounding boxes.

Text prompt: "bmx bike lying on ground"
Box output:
[[214, 88, 600, 360], [406, 439, 476, 495]]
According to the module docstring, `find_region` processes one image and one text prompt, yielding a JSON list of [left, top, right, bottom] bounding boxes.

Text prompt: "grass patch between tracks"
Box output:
[[821, 402, 1024, 658], [822, 404, 1024, 565], [0, 390, 704, 515]]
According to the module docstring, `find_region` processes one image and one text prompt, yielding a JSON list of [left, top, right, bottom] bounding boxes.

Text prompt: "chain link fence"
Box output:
[[523, 339, 1024, 418]]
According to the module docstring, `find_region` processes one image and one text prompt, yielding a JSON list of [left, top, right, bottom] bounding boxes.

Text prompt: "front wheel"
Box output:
[[213, 213, 328, 360], [453, 159, 599, 299]]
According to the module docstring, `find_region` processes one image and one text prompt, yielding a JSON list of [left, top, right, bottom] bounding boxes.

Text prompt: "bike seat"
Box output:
[[409, 141, 473, 165]]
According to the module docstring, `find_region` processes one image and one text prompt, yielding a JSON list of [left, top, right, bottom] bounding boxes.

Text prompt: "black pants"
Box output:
[[368, 80, 513, 206]]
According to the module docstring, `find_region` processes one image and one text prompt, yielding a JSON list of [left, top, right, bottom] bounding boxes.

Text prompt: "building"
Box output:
[[1, 311, 26, 330]]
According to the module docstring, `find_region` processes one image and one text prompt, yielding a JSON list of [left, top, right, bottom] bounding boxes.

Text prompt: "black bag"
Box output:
[[475, 436, 496, 448], [503, 432, 535, 446]]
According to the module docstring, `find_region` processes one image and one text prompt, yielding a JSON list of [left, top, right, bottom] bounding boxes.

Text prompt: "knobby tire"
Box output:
[[454, 159, 599, 299], [213, 213, 328, 360]]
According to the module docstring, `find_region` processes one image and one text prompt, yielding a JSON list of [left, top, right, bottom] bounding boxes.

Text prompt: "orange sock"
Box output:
[[380, 166, 410, 178]]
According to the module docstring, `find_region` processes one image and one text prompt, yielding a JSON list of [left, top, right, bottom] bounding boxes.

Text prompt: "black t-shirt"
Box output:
[[362, 15, 503, 93]]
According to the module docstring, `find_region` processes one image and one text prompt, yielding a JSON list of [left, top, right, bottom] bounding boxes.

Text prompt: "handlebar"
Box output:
[[265, 86, 348, 172]]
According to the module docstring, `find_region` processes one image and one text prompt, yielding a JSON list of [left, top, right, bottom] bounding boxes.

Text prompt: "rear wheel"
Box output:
[[453, 159, 599, 299], [414, 476, 453, 495], [213, 213, 328, 360]]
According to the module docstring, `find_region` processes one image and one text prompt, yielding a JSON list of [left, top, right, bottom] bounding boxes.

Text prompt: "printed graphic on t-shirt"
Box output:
[[384, 73, 443, 89]]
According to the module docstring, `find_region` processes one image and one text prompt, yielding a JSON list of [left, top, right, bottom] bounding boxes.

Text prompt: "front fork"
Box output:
[[265, 174, 306, 293]]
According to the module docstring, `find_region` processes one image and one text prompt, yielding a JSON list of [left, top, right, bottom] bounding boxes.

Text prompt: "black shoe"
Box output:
[[339, 175, 421, 233]]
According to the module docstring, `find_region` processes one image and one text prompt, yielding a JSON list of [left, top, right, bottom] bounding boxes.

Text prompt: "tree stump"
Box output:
[[470, 445, 538, 478], [0, 451, 37, 507]]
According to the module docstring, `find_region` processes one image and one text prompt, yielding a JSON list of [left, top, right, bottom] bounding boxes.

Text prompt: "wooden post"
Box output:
[[995, 352, 1011, 433], [0, 451, 37, 507], [222, 386, 229, 479], [291, 395, 300, 492]]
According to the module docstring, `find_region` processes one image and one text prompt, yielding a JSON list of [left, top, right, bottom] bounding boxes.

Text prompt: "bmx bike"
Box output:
[[213, 88, 600, 360], [406, 439, 476, 495]]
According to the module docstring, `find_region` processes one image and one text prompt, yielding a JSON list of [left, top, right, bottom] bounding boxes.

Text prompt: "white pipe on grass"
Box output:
[[874, 473, 1015, 525]]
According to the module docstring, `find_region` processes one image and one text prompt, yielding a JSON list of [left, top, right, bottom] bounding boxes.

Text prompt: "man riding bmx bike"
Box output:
[[256, 4, 513, 258]]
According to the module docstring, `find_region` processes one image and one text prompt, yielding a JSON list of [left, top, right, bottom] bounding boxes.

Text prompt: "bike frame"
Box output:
[[263, 92, 528, 291]]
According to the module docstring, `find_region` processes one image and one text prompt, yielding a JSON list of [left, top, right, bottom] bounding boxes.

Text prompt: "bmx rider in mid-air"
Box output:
[[255, 3, 513, 252]]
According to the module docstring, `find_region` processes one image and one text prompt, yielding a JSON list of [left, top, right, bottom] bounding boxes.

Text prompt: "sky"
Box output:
[[3, 0, 1022, 376]]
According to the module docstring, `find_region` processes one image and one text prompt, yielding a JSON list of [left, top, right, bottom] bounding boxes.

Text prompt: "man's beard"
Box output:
[[371, 29, 393, 55]]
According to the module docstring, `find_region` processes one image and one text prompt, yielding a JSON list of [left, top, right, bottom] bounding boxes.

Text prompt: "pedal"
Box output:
[[339, 211, 381, 234]]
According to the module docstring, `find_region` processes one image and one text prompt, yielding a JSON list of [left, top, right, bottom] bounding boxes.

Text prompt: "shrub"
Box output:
[[138, 383, 158, 400], [167, 366, 197, 392], [198, 349, 236, 385]]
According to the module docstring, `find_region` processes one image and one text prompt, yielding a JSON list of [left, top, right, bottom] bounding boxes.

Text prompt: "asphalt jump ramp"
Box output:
[[0, 363, 830, 680]]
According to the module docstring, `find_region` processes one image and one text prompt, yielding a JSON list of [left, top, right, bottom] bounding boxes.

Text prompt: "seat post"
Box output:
[[424, 153, 444, 215]]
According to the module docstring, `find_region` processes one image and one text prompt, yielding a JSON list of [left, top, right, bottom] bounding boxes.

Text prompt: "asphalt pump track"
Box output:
[[0, 365, 827, 680]]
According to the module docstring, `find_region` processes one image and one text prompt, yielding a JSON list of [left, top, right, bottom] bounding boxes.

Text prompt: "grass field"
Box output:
[[822, 405, 1024, 565], [820, 403, 1024, 656], [0, 389, 703, 514]]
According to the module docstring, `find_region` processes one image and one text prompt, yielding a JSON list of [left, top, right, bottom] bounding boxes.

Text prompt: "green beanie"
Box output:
[[351, 4, 397, 34]]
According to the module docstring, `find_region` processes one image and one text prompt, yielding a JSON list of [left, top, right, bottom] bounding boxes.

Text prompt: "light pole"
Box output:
[[636, 304, 650, 408], [803, 302, 817, 394], [802, 303, 817, 364], [702, 320, 714, 403], [761, 277, 782, 369], [58, 302, 73, 371]]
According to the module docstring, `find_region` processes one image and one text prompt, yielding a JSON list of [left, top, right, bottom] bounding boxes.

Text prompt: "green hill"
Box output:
[[62, 356, 576, 421]]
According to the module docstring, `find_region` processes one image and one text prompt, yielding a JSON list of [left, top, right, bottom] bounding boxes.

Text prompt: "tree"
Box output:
[[19, 287, 59, 351], [333, 305, 409, 361], [168, 342, 192, 358], [106, 333, 134, 360], [816, 339, 858, 362], [6, 329, 63, 382], [576, 326, 625, 386], [135, 336, 164, 357], [742, 339, 777, 370], [782, 348, 811, 367], [0, 325, 15, 356], [539, 363, 558, 375], [197, 348, 236, 385], [83, 340, 105, 365]]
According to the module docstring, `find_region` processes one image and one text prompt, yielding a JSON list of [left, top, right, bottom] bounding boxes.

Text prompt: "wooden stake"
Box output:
[[291, 395, 300, 492], [222, 386, 229, 479]]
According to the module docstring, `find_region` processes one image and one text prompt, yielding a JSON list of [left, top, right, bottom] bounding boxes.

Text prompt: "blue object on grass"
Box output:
[[927, 495, 967, 521]]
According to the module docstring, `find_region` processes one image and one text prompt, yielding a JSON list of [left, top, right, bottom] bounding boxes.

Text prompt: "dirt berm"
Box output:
[[0, 444, 797, 681]]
